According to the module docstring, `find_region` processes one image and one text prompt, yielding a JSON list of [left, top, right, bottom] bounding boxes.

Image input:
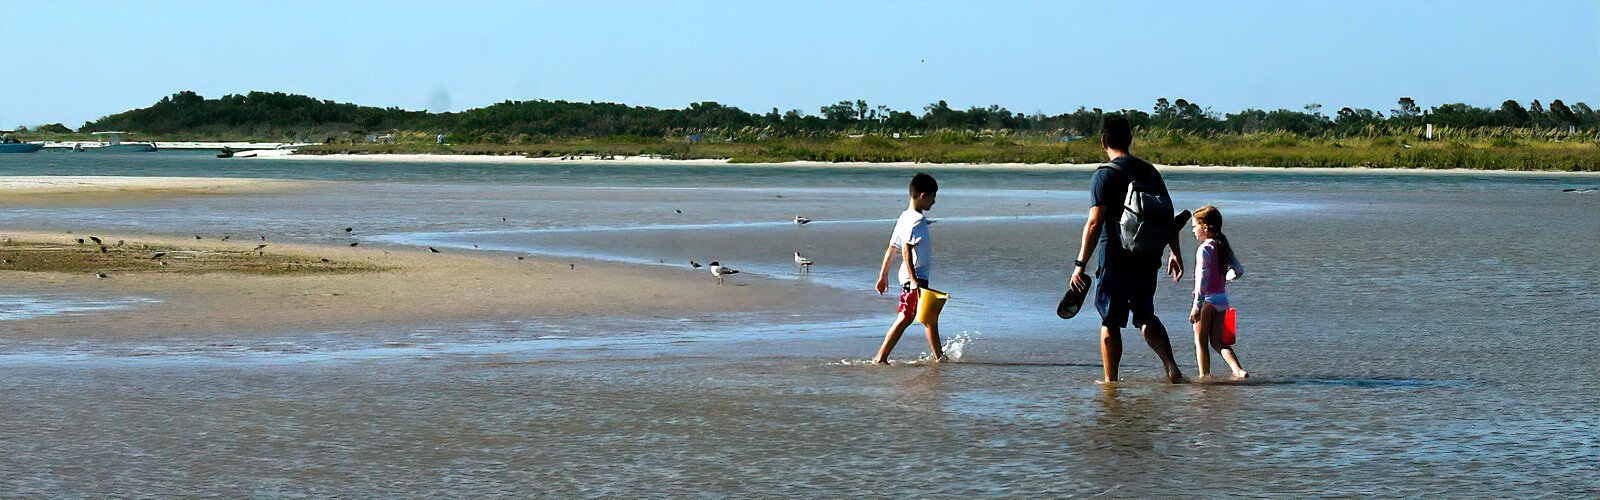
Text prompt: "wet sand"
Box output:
[[0, 175, 865, 343]]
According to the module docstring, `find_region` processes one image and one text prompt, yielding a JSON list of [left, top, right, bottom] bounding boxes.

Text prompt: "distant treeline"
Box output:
[[53, 90, 1600, 143]]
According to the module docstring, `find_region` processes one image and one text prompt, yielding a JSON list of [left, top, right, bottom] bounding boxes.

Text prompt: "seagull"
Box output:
[[89, 236, 102, 245], [472, 244, 479, 249], [516, 256, 525, 260], [150, 252, 166, 260], [793, 215, 811, 225], [675, 209, 682, 214], [96, 272, 108, 279], [77, 238, 85, 245], [690, 260, 702, 269], [221, 235, 230, 242], [710, 261, 739, 284], [501, 217, 507, 222], [321, 258, 330, 262], [99, 246, 107, 253], [349, 242, 359, 247], [195, 235, 202, 240], [260, 234, 266, 241], [428, 247, 440, 253], [794, 252, 814, 274]]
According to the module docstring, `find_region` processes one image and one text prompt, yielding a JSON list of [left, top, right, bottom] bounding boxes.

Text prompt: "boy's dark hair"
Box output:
[[909, 172, 938, 198], [1101, 114, 1133, 152]]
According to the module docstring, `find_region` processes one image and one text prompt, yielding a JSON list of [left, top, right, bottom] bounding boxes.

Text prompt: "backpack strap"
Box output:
[[1100, 157, 1140, 187]]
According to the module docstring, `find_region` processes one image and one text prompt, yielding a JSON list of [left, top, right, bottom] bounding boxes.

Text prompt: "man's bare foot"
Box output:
[[872, 358, 889, 365], [1233, 370, 1249, 379], [1165, 367, 1186, 384]]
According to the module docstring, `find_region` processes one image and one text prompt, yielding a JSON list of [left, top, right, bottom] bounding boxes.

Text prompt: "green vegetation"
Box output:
[[17, 91, 1600, 171], [302, 130, 1599, 172]]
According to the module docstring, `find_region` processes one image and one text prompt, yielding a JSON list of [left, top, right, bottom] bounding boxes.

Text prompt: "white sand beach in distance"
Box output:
[[0, 176, 314, 197], [265, 152, 1600, 177]]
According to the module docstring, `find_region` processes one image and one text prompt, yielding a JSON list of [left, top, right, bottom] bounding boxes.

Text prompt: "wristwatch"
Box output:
[[1073, 259, 1086, 268]]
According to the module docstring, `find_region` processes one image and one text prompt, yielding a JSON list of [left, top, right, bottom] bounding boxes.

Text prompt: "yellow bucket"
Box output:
[[915, 287, 950, 325]]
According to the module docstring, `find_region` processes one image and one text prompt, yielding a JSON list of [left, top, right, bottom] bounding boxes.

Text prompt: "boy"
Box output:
[[872, 172, 943, 365]]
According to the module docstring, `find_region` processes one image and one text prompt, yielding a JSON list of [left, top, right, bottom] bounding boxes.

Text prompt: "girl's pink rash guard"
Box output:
[[1193, 238, 1244, 309]]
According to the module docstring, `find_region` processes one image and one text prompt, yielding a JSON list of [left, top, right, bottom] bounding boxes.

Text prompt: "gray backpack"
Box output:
[[1102, 161, 1175, 258]]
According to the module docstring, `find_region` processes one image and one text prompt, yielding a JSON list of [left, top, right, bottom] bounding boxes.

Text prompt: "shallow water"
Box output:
[[0, 151, 1596, 496]]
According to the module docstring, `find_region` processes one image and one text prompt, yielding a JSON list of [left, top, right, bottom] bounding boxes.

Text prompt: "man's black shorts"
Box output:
[[1095, 262, 1159, 329]]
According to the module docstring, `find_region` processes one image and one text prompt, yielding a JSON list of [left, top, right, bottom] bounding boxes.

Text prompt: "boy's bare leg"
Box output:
[[922, 321, 945, 362], [873, 313, 915, 364], [1140, 317, 1185, 384], [1099, 326, 1122, 382]]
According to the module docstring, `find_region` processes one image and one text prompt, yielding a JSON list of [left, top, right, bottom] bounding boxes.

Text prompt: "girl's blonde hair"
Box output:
[[1193, 205, 1233, 264], [1194, 205, 1223, 231]]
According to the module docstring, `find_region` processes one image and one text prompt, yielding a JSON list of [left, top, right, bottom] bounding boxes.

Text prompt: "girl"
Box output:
[[1189, 205, 1248, 379]]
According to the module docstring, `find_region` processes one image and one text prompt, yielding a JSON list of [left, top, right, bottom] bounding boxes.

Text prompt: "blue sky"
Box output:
[[2, 0, 1596, 128]]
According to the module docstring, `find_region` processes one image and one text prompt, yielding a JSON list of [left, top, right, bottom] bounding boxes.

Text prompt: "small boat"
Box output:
[[0, 131, 43, 153], [80, 131, 156, 152]]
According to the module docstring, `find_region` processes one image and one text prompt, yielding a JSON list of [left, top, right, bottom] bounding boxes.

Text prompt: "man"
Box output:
[[1069, 115, 1186, 383]]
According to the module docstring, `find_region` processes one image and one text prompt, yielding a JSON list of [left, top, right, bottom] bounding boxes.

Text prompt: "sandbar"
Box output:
[[0, 231, 865, 341]]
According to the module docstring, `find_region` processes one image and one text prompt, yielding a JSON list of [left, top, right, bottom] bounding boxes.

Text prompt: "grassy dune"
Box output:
[[299, 131, 1600, 172], [0, 239, 384, 277]]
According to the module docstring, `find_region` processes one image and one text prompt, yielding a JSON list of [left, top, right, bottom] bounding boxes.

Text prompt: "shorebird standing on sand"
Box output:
[[710, 261, 739, 284], [793, 252, 814, 274], [690, 260, 702, 269], [793, 215, 811, 225]]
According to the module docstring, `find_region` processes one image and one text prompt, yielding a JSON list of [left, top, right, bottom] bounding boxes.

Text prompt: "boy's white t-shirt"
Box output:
[[890, 208, 931, 285]]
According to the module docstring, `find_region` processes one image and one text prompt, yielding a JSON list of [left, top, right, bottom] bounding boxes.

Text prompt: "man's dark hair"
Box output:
[[909, 172, 938, 197], [1101, 114, 1133, 152]]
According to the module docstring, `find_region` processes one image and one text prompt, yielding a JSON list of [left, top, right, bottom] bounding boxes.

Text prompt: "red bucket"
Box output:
[[1221, 308, 1237, 345]]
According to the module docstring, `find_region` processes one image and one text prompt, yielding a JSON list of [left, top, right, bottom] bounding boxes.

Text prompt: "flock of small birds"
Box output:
[[685, 215, 821, 284]]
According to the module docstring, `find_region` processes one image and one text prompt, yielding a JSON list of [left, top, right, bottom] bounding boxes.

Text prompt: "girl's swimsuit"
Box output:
[[1193, 238, 1244, 311]]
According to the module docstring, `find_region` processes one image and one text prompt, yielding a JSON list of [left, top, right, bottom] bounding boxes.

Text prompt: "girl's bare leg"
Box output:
[[1205, 305, 1248, 378], [1219, 348, 1247, 378], [1193, 307, 1212, 378]]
